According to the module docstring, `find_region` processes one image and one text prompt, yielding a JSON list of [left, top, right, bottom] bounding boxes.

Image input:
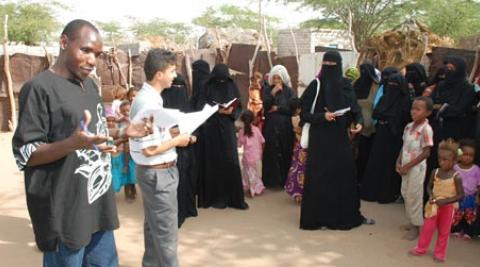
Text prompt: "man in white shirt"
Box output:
[[130, 48, 193, 267]]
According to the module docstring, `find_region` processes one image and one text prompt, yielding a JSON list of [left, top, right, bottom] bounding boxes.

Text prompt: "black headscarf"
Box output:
[[434, 56, 470, 105], [372, 73, 410, 135], [405, 63, 428, 97], [320, 51, 347, 111], [162, 73, 189, 110], [205, 64, 239, 104], [191, 59, 211, 110], [380, 66, 400, 94], [354, 61, 378, 99], [428, 66, 447, 86]]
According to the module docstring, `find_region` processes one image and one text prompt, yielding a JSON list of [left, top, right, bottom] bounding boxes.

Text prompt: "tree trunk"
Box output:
[[3, 15, 16, 131]]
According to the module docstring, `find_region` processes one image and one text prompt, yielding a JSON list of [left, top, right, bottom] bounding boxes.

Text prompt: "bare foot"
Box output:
[[433, 256, 445, 263]]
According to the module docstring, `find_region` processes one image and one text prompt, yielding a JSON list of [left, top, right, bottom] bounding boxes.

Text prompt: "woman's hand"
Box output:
[[324, 108, 336, 122], [219, 106, 234, 115], [350, 123, 363, 134]]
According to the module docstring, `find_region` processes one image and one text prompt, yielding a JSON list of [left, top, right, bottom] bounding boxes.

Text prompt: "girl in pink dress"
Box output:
[[238, 110, 266, 197]]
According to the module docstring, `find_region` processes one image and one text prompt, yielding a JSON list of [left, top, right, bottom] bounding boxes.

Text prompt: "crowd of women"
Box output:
[[110, 50, 480, 262]]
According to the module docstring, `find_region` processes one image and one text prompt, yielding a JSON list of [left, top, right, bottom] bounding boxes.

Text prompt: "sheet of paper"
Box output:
[[214, 98, 238, 108], [333, 107, 351, 117], [165, 104, 219, 134], [133, 104, 219, 135]]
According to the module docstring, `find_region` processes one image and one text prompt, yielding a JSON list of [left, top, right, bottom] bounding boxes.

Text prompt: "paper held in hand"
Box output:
[[133, 104, 218, 135], [214, 98, 239, 109], [332, 107, 351, 117]]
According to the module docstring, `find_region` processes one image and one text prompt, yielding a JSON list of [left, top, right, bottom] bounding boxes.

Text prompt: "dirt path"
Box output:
[[1, 132, 479, 267]]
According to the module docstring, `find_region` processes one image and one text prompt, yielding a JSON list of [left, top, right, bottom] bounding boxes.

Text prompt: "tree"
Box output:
[[193, 4, 280, 30], [95, 21, 123, 44], [0, 0, 64, 45], [282, 0, 413, 51], [129, 18, 191, 44], [300, 18, 346, 30], [413, 0, 480, 41]]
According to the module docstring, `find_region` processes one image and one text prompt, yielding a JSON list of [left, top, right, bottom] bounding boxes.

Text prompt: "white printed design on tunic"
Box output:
[[74, 104, 112, 204]]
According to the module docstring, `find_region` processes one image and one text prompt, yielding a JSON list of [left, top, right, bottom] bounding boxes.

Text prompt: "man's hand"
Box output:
[[189, 135, 197, 144], [125, 115, 154, 138], [69, 110, 108, 150]]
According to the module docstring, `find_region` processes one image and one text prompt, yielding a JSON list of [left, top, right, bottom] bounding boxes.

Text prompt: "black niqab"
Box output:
[[191, 59, 211, 110], [320, 51, 347, 111], [354, 61, 377, 99], [435, 56, 470, 105], [205, 64, 238, 104], [162, 73, 189, 111], [405, 63, 427, 96]]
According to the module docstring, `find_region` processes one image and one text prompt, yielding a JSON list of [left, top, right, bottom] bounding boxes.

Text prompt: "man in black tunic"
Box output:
[[12, 19, 150, 266]]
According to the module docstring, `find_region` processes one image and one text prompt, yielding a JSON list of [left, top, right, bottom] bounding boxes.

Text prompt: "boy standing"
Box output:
[[396, 96, 434, 240], [129, 49, 193, 267]]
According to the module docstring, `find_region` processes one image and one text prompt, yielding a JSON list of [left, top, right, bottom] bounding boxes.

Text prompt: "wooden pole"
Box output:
[[127, 48, 133, 90], [289, 26, 300, 66], [262, 16, 273, 69], [3, 15, 16, 131]]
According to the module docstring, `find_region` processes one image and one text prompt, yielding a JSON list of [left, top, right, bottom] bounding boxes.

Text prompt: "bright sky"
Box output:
[[57, 0, 319, 29]]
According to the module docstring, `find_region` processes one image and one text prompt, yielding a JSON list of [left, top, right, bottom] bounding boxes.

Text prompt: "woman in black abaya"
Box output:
[[354, 61, 380, 181], [405, 63, 428, 98], [300, 51, 372, 230], [196, 64, 248, 210], [191, 59, 211, 111], [428, 56, 475, 171], [262, 65, 296, 188], [360, 74, 411, 203], [162, 74, 198, 227]]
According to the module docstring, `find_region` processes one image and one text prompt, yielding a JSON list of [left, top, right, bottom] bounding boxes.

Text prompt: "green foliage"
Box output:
[[0, 0, 64, 45], [193, 4, 280, 30], [95, 21, 123, 43], [413, 0, 480, 41], [283, 0, 412, 50], [129, 18, 191, 44], [300, 18, 346, 30]]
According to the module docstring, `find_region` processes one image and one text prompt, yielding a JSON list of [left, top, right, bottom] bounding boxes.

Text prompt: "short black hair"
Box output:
[[144, 48, 177, 81], [459, 138, 476, 151], [61, 19, 99, 40], [414, 96, 433, 111]]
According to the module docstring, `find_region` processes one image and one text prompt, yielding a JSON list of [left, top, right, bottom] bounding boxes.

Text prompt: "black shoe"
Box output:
[[233, 202, 249, 210]]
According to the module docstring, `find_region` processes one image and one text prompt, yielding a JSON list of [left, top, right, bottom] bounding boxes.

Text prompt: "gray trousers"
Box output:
[[136, 165, 179, 267]]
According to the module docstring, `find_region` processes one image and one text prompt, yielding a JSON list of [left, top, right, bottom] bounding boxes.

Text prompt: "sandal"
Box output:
[[408, 249, 424, 257]]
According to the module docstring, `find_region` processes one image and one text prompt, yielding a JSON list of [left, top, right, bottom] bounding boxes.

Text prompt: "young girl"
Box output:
[[111, 86, 127, 118], [452, 139, 480, 239], [410, 139, 465, 262], [106, 108, 129, 195], [285, 98, 307, 204], [118, 100, 137, 200], [238, 110, 266, 197]]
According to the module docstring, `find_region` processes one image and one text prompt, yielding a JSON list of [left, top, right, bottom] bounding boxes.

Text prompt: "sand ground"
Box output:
[[1, 132, 479, 267]]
